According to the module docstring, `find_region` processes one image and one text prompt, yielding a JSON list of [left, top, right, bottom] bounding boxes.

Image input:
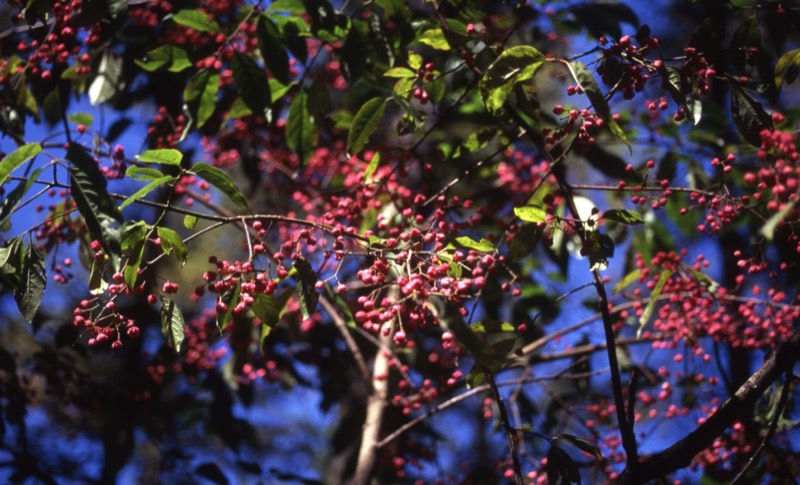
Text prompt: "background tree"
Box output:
[[0, 0, 799, 483]]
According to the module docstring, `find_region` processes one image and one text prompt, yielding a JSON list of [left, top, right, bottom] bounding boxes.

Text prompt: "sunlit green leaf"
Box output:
[[514, 205, 547, 223], [418, 27, 450, 50], [455, 236, 495, 252], [638, 269, 672, 336], [172, 9, 221, 33], [184, 69, 220, 129], [775, 48, 800, 87], [190, 162, 250, 210], [138, 148, 183, 166], [480, 46, 545, 113], [119, 175, 176, 210], [0, 143, 41, 187], [613, 268, 641, 294]]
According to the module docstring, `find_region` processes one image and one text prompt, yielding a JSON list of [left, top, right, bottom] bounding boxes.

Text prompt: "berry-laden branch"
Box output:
[[618, 331, 800, 485]]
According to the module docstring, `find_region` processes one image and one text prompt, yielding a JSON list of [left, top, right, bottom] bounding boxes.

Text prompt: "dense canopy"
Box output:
[[1, 0, 800, 483]]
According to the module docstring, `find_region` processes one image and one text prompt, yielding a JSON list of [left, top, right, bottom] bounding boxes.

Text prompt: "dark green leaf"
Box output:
[[588, 232, 615, 272], [0, 143, 41, 187], [570, 61, 628, 148], [480, 46, 545, 113], [120, 221, 148, 288], [656, 151, 677, 184], [287, 91, 314, 164], [581, 144, 641, 183], [172, 9, 221, 33], [257, 15, 291, 85], [509, 223, 543, 262], [231, 52, 271, 116], [730, 86, 773, 146], [0, 238, 23, 273], [465, 365, 487, 389], [294, 257, 318, 319], [134, 45, 192, 73], [157, 226, 188, 266], [638, 269, 673, 336], [161, 296, 186, 352], [138, 148, 183, 166], [546, 445, 581, 485], [13, 243, 46, 322], [67, 144, 123, 266], [217, 281, 241, 331], [254, 289, 294, 328], [106, 0, 127, 18], [731, 16, 761, 73], [603, 209, 644, 225], [565, 3, 638, 40], [775, 48, 800, 87], [554, 433, 604, 460], [184, 69, 220, 129], [190, 162, 250, 210], [0, 168, 42, 229], [347, 98, 387, 156]]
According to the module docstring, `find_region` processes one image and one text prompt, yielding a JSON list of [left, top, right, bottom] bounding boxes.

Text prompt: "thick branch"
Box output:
[[617, 332, 800, 485]]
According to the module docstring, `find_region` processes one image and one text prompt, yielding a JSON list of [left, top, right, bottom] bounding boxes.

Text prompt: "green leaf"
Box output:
[[257, 15, 291, 85], [294, 257, 318, 319], [418, 27, 451, 50], [0, 237, 23, 272], [546, 445, 582, 485], [120, 221, 148, 288], [217, 280, 241, 331], [88, 51, 124, 106], [68, 112, 94, 127], [613, 268, 641, 294], [363, 152, 381, 183], [287, 91, 314, 164], [638, 269, 673, 336], [465, 365, 487, 389], [134, 45, 192, 73], [88, 257, 107, 295], [138, 148, 183, 166], [184, 214, 198, 229], [454, 236, 495, 253], [13, 243, 46, 322], [731, 16, 761, 73], [160, 296, 186, 352], [775, 48, 800, 87], [231, 52, 272, 116], [267, 0, 305, 13], [730, 85, 773, 146], [508, 222, 543, 262], [603, 209, 644, 225], [67, 144, 123, 266], [761, 200, 796, 240], [254, 289, 294, 328], [347, 97, 387, 156], [480, 46, 545, 113], [190, 162, 250, 210], [172, 9, 221, 33], [384, 67, 416, 78], [126, 165, 165, 181], [514, 205, 547, 223], [570, 61, 629, 149], [554, 433, 604, 459], [0, 168, 41, 229], [119, 175, 176, 210], [407, 52, 423, 71], [157, 226, 188, 266], [184, 69, 220, 129], [0, 143, 41, 187]]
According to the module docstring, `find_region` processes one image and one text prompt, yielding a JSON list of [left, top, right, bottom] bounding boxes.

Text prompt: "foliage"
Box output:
[[0, 0, 800, 484]]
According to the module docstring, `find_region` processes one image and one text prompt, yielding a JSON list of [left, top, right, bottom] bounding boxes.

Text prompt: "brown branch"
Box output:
[[617, 332, 800, 485], [319, 295, 373, 392], [483, 366, 524, 485]]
